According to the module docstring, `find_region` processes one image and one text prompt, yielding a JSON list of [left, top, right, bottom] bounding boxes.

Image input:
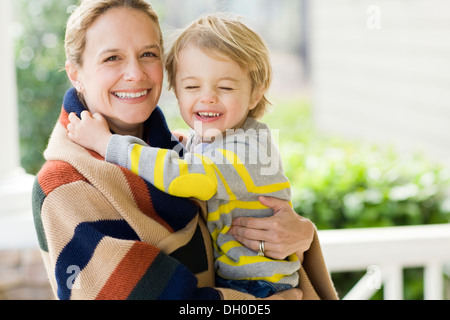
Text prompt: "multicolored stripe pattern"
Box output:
[[32, 88, 220, 300]]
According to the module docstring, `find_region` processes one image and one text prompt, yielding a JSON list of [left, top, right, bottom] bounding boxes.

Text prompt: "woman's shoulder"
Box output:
[[34, 160, 88, 196]]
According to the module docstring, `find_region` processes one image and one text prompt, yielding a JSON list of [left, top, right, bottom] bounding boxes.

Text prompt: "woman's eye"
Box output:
[[143, 52, 158, 58], [104, 56, 119, 62]]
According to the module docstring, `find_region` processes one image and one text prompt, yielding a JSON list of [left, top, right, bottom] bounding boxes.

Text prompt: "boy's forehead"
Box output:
[[177, 45, 249, 75]]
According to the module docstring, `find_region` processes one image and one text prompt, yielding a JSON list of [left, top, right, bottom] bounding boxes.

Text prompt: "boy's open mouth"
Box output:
[[197, 112, 222, 119]]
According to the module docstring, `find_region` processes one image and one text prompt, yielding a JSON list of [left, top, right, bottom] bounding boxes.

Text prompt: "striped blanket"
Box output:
[[31, 88, 232, 300]]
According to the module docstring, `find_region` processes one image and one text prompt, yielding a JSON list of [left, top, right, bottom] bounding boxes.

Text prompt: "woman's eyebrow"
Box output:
[[98, 44, 161, 56]]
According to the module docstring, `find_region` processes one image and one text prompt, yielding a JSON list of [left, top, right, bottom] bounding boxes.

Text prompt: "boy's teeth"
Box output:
[[114, 90, 148, 98], [198, 112, 221, 117]]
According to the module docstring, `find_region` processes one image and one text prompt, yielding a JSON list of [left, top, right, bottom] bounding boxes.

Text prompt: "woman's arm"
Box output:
[[228, 196, 315, 262]]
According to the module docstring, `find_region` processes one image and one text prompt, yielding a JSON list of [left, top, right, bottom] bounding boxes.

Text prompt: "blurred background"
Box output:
[[0, 0, 449, 299]]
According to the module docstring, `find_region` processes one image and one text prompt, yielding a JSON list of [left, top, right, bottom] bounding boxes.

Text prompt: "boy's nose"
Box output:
[[200, 92, 218, 104]]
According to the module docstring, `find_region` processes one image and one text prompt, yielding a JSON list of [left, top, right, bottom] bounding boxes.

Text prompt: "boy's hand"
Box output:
[[67, 111, 112, 158]]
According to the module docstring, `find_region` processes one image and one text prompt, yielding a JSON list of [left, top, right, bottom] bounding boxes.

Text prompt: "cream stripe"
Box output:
[[157, 215, 198, 254], [42, 181, 123, 271], [70, 237, 134, 300], [44, 122, 171, 249]]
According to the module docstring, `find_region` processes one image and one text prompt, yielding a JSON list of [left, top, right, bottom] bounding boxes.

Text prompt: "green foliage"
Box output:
[[264, 96, 450, 299], [264, 97, 450, 230], [14, 0, 77, 174]]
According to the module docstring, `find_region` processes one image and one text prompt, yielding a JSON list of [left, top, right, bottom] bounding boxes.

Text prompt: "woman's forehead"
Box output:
[[84, 7, 161, 52]]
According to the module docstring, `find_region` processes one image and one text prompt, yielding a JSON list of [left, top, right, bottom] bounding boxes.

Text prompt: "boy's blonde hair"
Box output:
[[65, 0, 163, 67], [165, 14, 272, 119]]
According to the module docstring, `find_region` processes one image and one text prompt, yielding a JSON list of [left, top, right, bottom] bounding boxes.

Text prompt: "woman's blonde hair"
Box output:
[[165, 13, 272, 119], [65, 0, 163, 67]]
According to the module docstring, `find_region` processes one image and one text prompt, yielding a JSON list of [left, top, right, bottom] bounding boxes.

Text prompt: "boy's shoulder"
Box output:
[[241, 117, 269, 131]]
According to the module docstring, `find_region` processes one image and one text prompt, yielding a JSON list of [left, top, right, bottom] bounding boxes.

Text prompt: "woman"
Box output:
[[32, 0, 337, 300]]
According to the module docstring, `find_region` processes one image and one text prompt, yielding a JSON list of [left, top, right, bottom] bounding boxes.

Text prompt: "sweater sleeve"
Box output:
[[105, 132, 291, 203], [106, 134, 219, 201]]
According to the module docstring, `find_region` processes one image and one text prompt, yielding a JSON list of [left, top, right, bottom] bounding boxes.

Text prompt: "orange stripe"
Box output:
[[38, 161, 88, 195], [59, 107, 70, 129], [95, 242, 160, 300]]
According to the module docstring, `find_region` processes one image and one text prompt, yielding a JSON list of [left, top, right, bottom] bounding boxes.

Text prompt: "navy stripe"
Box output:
[[144, 106, 186, 157], [56, 220, 140, 300], [157, 264, 221, 300], [63, 87, 87, 117], [145, 180, 199, 232], [170, 226, 209, 274]]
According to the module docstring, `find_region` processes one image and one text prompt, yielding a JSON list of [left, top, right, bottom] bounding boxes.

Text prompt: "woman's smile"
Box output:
[[112, 88, 151, 104]]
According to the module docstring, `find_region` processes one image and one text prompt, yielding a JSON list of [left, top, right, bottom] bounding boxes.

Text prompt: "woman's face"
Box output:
[[67, 7, 163, 135]]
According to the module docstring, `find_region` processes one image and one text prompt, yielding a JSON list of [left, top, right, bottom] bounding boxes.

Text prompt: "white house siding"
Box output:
[[310, 0, 450, 163]]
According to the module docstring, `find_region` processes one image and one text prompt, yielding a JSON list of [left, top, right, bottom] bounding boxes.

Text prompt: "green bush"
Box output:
[[264, 98, 450, 229], [263, 97, 450, 299], [15, 0, 75, 175]]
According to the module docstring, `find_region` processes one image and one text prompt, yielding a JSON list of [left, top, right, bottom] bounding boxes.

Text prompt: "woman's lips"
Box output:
[[112, 89, 150, 103]]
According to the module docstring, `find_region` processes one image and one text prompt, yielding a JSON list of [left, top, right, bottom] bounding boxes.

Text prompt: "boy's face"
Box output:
[[175, 45, 260, 141]]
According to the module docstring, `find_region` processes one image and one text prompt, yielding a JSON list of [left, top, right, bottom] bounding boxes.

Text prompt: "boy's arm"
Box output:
[[106, 134, 219, 201], [106, 132, 291, 203], [67, 111, 112, 157]]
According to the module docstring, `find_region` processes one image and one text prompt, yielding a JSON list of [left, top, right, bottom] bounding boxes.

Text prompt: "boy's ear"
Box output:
[[249, 88, 264, 110], [65, 60, 83, 92]]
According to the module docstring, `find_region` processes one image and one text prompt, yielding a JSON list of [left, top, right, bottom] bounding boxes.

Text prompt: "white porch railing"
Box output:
[[2, 192, 450, 301], [318, 224, 450, 300]]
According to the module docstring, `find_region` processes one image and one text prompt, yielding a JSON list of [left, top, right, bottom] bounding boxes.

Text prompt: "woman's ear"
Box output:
[[65, 60, 83, 92]]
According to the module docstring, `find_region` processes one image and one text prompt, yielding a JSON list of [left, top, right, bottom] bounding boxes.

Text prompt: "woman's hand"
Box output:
[[228, 196, 314, 261]]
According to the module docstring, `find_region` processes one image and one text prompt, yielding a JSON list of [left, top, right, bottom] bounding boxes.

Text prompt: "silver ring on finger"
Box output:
[[258, 240, 265, 257]]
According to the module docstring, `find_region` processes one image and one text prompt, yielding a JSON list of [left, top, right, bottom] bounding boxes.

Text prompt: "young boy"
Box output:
[[68, 13, 300, 298]]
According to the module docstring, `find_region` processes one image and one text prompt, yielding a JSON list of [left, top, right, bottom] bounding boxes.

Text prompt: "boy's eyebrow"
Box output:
[[180, 76, 241, 82]]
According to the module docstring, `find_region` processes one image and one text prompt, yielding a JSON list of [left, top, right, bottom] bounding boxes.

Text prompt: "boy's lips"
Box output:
[[196, 112, 222, 122]]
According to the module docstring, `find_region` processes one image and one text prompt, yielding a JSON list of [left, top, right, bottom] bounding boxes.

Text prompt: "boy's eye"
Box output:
[[186, 86, 199, 90], [220, 87, 234, 91]]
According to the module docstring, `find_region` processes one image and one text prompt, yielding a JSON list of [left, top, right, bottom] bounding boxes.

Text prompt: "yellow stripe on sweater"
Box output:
[[167, 154, 218, 201], [218, 149, 291, 194], [130, 144, 143, 176], [154, 149, 168, 191]]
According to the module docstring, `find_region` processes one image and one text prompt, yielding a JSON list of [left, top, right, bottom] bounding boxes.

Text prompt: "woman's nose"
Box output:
[[124, 59, 147, 82]]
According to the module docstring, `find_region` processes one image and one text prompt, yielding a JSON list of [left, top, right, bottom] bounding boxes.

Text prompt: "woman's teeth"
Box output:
[[114, 90, 148, 98]]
